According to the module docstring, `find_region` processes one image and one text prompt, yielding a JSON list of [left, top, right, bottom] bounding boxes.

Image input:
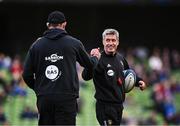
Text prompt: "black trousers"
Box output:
[[37, 96, 77, 125], [96, 101, 123, 126]]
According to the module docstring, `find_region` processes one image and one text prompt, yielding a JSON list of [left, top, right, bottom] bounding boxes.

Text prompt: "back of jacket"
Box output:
[[22, 28, 95, 100]]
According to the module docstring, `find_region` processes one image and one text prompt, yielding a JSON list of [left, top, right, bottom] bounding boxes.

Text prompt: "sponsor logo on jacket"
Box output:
[[45, 53, 63, 62], [45, 65, 61, 81]]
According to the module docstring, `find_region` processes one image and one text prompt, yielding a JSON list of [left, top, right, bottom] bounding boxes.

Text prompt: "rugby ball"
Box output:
[[123, 69, 136, 93]]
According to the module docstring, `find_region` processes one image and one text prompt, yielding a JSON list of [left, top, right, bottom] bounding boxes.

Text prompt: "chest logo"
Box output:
[[107, 64, 111, 68], [107, 69, 114, 76]]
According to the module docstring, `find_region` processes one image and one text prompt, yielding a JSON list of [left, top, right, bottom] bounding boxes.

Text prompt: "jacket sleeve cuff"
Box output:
[[135, 76, 143, 87]]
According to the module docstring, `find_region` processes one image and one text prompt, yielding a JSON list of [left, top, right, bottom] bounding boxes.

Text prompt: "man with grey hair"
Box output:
[[82, 28, 146, 125]]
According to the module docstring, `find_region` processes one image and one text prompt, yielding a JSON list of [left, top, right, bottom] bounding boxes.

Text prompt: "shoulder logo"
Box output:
[[45, 53, 63, 62]]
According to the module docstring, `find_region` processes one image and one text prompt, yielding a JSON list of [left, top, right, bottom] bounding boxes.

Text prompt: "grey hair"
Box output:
[[102, 28, 119, 40]]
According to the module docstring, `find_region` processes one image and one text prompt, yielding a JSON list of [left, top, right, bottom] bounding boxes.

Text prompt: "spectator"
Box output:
[[0, 106, 8, 125], [20, 106, 38, 119]]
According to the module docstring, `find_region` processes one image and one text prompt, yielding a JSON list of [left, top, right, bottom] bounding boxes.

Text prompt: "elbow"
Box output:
[[82, 74, 91, 81], [82, 73, 92, 81], [22, 74, 35, 90], [82, 76, 91, 81]]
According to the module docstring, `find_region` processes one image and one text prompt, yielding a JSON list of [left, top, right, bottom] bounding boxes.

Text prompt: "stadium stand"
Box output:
[[0, 46, 179, 125]]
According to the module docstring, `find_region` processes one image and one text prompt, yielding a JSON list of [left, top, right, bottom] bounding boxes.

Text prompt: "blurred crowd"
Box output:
[[119, 46, 180, 125], [0, 53, 38, 126], [0, 46, 180, 125]]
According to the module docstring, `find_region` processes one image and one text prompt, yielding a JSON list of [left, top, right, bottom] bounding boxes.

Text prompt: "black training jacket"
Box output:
[[22, 28, 97, 101], [82, 51, 141, 104]]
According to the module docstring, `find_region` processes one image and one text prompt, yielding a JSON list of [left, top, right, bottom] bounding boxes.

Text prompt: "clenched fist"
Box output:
[[90, 48, 101, 59]]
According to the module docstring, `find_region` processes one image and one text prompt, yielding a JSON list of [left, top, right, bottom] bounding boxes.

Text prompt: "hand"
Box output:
[[138, 80, 147, 91], [90, 48, 101, 59]]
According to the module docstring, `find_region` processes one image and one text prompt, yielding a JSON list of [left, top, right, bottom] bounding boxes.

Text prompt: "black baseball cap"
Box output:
[[47, 11, 66, 24]]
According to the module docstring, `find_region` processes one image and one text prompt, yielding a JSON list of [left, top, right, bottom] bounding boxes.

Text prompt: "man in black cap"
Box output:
[[22, 11, 100, 125]]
